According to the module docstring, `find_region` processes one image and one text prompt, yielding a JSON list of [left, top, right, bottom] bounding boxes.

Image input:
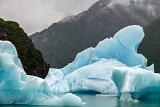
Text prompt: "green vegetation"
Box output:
[[0, 18, 49, 78], [139, 18, 160, 73]]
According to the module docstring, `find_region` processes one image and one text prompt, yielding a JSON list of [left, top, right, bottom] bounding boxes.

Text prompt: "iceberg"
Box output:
[[1, 25, 160, 105], [0, 41, 82, 106], [46, 25, 160, 101], [46, 25, 148, 93]]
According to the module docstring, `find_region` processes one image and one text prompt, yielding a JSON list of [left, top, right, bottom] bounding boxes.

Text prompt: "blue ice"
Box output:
[[46, 25, 160, 102], [0, 25, 160, 105], [0, 41, 82, 106]]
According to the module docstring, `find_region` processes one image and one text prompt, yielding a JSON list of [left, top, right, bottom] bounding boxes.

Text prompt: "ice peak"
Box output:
[[114, 25, 144, 51]]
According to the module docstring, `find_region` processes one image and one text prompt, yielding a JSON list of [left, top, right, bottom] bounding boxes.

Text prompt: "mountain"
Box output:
[[30, 0, 160, 68], [139, 18, 160, 73], [0, 18, 49, 78]]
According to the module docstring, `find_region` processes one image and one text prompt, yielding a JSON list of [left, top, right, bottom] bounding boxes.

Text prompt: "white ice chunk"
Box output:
[[62, 93, 82, 106], [119, 93, 133, 102]]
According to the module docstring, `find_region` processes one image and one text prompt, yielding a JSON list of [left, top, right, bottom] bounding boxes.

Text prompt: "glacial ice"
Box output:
[[60, 25, 147, 76], [62, 93, 82, 106], [46, 25, 148, 93], [46, 59, 126, 93], [46, 25, 160, 101], [0, 41, 82, 106], [1, 25, 160, 105], [113, 67, 160, 100]]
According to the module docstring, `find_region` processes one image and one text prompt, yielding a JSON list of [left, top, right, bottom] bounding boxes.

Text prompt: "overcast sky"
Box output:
[[0, 0, 99, 35]]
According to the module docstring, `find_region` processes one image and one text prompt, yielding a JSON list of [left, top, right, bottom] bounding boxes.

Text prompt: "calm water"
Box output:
[[1, 94, 160, 107]]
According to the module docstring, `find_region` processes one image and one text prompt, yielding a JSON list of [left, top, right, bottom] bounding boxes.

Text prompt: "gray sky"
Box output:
[[0, 0, 99, 35]]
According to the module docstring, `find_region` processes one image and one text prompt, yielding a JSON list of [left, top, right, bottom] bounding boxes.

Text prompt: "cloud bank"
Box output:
[[0, 0, 99, 35]]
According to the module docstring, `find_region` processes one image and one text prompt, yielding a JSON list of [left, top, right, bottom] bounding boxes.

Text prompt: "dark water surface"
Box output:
[[1, 94, 160, 107]]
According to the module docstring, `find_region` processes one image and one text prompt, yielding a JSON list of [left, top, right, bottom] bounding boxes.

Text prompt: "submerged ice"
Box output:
[[0, 25, 160, 105]]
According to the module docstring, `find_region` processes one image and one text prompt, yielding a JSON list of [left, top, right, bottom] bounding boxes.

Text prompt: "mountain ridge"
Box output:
[[139, 18, 160, 72], [31, 0, 160, 69]]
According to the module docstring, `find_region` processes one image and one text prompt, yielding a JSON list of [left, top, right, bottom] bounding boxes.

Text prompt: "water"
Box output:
[[1, 94, 160, 107], [77, 94, 160, 107]]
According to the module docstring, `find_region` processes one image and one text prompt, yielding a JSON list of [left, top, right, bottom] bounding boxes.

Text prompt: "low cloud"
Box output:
[[0, 0, 99, 35]]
